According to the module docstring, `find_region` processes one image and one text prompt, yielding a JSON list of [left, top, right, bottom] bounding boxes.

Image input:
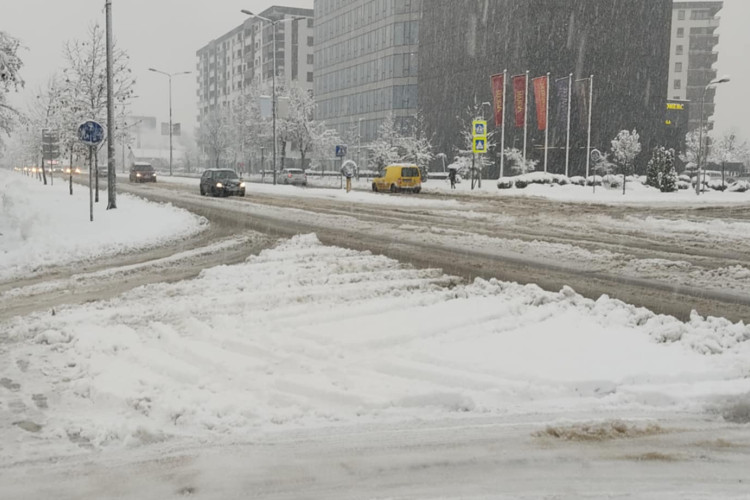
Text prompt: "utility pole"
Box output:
[[106, 0, 117, 209]]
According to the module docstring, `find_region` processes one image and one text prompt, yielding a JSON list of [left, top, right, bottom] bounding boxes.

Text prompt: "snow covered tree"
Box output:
[[25, 77, 68, 185], [646, 146, 677, 193], [310, 123, 340, 171], [646, 147, 664, 188], [284, 87, 316, 170], [61, 23, 135, 130], [230, 86, 273, 174], [370, 114, 401, 170], [0, 31, 24, 143], [610, 129, 641, 194], [503, 147, 538, 175], [60, 23, 135, 203], [400, 112, 434, 178], [679, 127, 706, 178], [709, 130, 749, 187], [661, 156, 678, 193]]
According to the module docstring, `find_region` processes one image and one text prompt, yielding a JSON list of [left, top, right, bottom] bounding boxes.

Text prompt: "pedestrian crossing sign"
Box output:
[[472, 120, 487, 138], [473, 137, 488, 154]]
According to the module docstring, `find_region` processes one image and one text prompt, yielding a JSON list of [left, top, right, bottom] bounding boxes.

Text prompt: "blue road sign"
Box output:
[[78, 121, 105, 146], [335, 145, 348, 157]]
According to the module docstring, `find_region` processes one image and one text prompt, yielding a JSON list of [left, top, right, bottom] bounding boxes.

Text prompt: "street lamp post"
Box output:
[[148, 68, 191, 176], [696, 75, 730, 195], [242, 9, 308, 185]]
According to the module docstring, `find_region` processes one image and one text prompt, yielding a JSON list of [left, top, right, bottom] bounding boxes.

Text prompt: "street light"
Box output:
[[242, 9, 308, 185], [148, 67, 191, 176], [696, 75, 730, 195]]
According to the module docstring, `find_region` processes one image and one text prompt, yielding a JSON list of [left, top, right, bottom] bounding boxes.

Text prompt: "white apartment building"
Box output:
[[669, 1, 722, 132], [196, 6, 314, 124]]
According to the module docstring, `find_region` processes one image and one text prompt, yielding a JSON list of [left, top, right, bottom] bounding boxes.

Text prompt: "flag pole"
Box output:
[[544, 72, 550, 173], [523, 70, 529, 166], [586, 75, 594, 182], [500, 68, 507, 180], [565, 73, 572, 178]]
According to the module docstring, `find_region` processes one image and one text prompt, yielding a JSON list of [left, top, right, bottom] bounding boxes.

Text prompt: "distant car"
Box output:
[[372, 164, 422, 193], [129, 162, 156, 183], [281, 168, 307, 186], [97, 167, 109, 178], [200, 169, 246, 197]]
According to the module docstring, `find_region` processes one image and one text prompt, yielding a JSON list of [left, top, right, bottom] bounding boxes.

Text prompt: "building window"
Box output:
[[307, 54, 314, 64], [677, 27, 684, 38], [307, 72, 313, 82], [691, 9, 711, 20], [678, 10, 686, 20], [674, 79, 681, 90], [307, 36, 314, 47], [676, 45, 683, 55], [675, 62, 682, 73]]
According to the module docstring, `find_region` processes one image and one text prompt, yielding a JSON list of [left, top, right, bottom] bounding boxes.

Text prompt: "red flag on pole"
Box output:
[[532, 75, 549, 131], [512, 74, 526, 128], [491, 73, 505, 127]]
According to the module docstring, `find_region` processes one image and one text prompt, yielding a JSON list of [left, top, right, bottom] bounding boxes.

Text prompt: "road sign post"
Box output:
[[78, 121, 105, 222], [471, 120, 488, 190]]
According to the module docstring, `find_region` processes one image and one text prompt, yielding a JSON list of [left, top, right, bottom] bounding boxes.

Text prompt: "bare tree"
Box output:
[[199, 110, 233, 169], [709, 130, 750, 188], [61, 23, 135, 203], [26, 77, 67, 185]]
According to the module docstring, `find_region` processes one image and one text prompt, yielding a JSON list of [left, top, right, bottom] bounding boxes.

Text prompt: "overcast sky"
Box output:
[[4, 0, 748, 142]]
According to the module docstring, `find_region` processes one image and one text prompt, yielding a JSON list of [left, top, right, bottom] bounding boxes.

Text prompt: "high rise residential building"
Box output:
[[196, 6, 315, 125], [313, 0, 423, 145], [669, 1, 723, 132]]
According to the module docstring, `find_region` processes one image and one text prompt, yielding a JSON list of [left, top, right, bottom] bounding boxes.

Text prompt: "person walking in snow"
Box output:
[[448, 167, 457, 189]]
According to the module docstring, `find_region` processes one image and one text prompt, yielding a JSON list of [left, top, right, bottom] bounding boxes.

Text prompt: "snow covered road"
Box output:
[[2, 170, 750, 498]]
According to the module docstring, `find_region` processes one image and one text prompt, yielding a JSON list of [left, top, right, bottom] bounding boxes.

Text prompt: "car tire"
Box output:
[[414, 187, 421, 194], [200, 186, 205, 196], [372, 183, 378, 192], [390, 184, 398, 193]]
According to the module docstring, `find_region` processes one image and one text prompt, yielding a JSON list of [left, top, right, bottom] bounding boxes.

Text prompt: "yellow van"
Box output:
[[372, 163, 422, 193]]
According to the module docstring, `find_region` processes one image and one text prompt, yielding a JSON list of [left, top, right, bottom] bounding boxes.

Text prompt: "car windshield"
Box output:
[[135, 165, 153, 171], [214, 170, 238, 179], [286, 169, 303, 174]]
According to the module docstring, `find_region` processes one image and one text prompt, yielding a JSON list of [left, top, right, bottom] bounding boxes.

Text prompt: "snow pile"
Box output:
[[2, 234, 748, 460], [0, 170, 207, 281]]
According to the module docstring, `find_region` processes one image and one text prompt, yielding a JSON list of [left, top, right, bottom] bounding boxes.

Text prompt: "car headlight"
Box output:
[[136, 173, 141, 177], [239, 182, 245, 188], [216, 182, 223, 188]]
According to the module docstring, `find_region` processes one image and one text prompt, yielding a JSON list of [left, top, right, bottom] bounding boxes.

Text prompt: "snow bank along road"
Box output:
[[119, 177, 750, 323]]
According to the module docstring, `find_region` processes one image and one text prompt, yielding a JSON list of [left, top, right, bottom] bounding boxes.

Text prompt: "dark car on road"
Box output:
[[200, 169, 246, 197], [129, 162, 156, 183]]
